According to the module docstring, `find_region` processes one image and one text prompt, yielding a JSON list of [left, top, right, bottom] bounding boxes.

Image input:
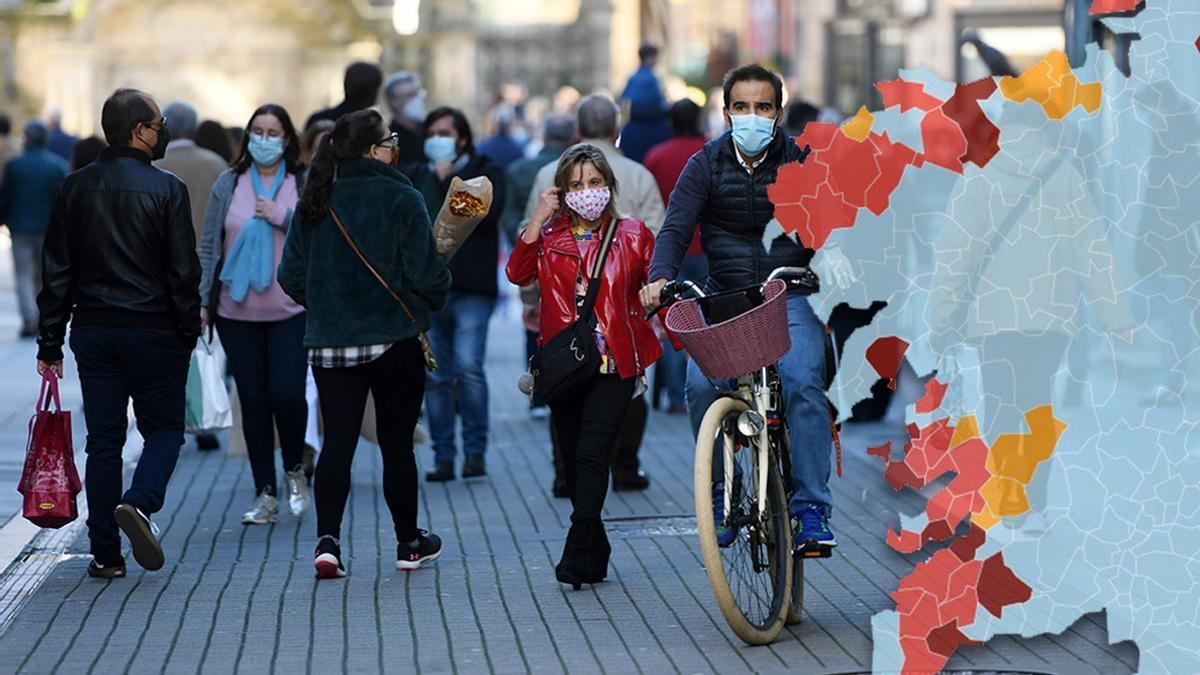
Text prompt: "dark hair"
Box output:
[[668, 99, 703, 137], [100, 88, 156, 147], [70, 136, 107, 172], [0, 114, 10, 136], [722, 64, 784, 110], [194, 120, 234, 163], [638, 43, 659, 62], [230, 103, 304, 175], [783, 100, 819, 136], [299, 109, 388, 225], [302, 119, 335, 164], [344, 62, 384, 107], [553, 143, 620, 223], [423, 107, 475, 156]]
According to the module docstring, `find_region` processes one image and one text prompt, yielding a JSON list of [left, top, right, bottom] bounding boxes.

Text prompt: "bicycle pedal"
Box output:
[[796, 542, 834, 558]]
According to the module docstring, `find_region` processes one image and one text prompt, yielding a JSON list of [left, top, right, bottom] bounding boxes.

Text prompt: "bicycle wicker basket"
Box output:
[[665, 279, 791, 380]]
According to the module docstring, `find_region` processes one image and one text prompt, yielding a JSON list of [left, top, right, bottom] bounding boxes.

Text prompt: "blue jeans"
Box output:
[[685, 294, 833, 516], [425, 292, 496, 463], [70, 328, 191, 562]]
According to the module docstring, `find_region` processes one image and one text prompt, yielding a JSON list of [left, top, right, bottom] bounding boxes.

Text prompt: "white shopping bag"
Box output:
[[185, 337, 232, 434]]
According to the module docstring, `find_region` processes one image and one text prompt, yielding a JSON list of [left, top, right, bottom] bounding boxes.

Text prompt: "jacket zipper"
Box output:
[[748, 167, 760, 283]]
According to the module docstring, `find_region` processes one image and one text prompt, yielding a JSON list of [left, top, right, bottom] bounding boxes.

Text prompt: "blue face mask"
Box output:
[[424, 136, 458, 163], [729, 113, 776, 157], [247, 133, 284, 167]]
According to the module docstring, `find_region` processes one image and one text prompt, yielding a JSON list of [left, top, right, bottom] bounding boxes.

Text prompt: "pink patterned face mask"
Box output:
[[564, 186, 611, 222]]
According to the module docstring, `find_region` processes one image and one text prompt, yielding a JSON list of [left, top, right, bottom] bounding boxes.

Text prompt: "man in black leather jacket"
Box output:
[[36, 88, 201, 579]]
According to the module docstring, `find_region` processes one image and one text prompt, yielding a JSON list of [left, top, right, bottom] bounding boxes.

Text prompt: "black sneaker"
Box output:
[[87, 558, 126, 579], [462, 454, 486, 478], [395, 530, 442, 570], [425, 461, 455, 482], [314, 536, 346, 579], [114, 503, 164, 571]]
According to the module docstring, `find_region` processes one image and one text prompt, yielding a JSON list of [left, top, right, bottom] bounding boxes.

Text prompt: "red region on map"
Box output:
[[865, 336, 909, 389], [1089, 0, 1141, 14]]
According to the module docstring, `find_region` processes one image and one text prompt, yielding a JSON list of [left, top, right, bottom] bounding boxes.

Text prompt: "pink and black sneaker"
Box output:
[[395, 530, 442, 570], [314, 536, 346, 579]]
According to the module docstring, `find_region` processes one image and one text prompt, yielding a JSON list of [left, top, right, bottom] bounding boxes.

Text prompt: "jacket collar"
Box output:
[[337, 158, 414, 187], [100, 145, 153, 164]]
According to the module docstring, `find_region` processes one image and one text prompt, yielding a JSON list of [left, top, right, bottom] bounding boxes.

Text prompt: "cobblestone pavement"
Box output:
[[0, 305, 1139, 674]]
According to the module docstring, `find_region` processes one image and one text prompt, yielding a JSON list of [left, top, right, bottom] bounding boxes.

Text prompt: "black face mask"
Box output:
[[150, 126, 170, 161]]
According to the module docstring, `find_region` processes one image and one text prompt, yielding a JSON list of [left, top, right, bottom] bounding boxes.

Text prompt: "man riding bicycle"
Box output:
[[641, 64, 835, 555]]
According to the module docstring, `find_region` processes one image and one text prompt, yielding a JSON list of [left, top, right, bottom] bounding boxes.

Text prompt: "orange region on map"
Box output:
[[974, 406, 1067, 529], [998, 51, 1102, 119], [1089, 0, 1141, 14]]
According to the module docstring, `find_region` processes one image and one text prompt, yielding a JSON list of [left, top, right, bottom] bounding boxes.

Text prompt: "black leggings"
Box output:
[[550, 374, 636, 523], [312, 339, 425, 543]]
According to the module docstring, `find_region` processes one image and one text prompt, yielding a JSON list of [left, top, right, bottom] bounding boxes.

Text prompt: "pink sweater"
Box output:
[[216, 171, 305, 322]]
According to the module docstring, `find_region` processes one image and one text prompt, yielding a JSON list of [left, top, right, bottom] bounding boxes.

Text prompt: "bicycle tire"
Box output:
[[694, 396, 792, 645]]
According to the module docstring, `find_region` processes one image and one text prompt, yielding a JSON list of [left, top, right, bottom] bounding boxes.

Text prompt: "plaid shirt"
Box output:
[[308, 343, 393, 369]]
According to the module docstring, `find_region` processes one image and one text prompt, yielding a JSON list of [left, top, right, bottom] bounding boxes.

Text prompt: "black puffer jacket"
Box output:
[[648, 130, 814, 292], [37, 146, 201, 362]]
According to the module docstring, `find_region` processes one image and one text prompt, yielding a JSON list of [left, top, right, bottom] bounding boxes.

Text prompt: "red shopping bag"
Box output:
[[18, 371, 80, 528]]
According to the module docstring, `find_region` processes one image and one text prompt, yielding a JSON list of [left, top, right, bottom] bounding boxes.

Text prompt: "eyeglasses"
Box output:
[[375, 131, 400, 149]]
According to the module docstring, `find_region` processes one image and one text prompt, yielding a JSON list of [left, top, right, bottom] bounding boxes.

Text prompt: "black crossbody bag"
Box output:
[[530, 219, 619, 403]]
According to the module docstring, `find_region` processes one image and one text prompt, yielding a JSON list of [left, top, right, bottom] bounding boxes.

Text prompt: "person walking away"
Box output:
[[279, 109, 451, 579], [37, 88, 200, 578], [507, 143, 661, 588], [618, 44, 672, 164], [522, 95, 665, 493], [501, 113, 577, 421], [195, 120, 235, 164], [413, 107, 506, 481], [70, 137, 108, 172], [642, 99, 708, 414], [477, 105, 526, 170], [45, 108, 77, 162], [383, 71, 428, 168], [157, 103, 231, 453], [641, 64, 836, 556], [301, 119, 335, 165], [0, 120, 68, 337], [305, 62, 383, 130], [198, 104, 310, 525]]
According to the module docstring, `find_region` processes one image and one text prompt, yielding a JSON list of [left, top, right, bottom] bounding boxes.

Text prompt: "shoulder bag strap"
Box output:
[[577, 218, 619, 321], [328, 207, 419, 326]]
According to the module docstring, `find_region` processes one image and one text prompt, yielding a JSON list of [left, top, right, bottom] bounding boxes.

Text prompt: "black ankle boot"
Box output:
[[555, 523, 590, 590], [586, 521, 611, 583]]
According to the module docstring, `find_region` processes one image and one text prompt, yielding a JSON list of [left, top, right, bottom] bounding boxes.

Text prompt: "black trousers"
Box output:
[[70, 328, 190, 562], [549, 374, 635, 523], [312, 339, 425, 543], [216, 314, 307, 496]]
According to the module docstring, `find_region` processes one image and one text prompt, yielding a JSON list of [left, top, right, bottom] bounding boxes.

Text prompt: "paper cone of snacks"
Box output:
[[433, 175, 492, 261]]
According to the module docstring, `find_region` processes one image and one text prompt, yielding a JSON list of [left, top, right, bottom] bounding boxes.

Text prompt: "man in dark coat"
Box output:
[[305, 62, 383, 129]]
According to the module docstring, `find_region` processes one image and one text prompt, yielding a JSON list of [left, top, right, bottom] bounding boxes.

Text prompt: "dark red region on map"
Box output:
[[867, 440, 892, 460], [978, 552, 1033, 618], [866, 336, 908, 389], [942, 78, 1001, 168], [927, 620, 982, 657]]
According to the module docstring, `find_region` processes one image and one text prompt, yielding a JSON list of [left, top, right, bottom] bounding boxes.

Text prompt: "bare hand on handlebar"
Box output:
[[639, 278, 670, 315]]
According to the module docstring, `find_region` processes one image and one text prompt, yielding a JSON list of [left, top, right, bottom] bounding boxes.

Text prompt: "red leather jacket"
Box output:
[[507, 214, 662, 380]]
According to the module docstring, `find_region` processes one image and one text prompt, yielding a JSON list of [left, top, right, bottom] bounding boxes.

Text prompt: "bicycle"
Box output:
[[649, 266, 828, 645]]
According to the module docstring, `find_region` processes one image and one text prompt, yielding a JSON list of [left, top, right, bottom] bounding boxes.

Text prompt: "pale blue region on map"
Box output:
[[800, 2, 1200, 671], [869, 105, 927, 154], [896, 65, 956, 101], [869, 611, 904, 672]]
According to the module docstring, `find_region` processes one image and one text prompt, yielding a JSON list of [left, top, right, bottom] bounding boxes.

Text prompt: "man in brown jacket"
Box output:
[[156, 101, 227, 246], [156, 101, 227, 451]]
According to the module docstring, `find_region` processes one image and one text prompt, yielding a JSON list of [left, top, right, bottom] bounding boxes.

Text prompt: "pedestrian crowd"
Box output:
[[4, 45, 839, 586]]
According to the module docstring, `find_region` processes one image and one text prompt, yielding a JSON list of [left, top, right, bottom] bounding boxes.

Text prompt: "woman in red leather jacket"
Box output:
[[506, 143, 662, 589]]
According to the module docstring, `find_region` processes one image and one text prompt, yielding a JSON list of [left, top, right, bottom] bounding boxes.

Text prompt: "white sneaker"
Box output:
[[242, 491, 279, 525], [284, 467, 311, 517]]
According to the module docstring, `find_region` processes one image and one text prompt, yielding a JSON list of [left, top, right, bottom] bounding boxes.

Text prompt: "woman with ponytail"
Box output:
[[279, 109, 451, 579], [198, 103, 310, 526]]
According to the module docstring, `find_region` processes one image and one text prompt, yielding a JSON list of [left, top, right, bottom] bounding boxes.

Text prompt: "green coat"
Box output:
[[278, 159, 451, 348]]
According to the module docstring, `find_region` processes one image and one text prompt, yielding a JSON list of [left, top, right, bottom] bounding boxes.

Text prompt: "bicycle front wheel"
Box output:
[[694, 396, 792, 645]]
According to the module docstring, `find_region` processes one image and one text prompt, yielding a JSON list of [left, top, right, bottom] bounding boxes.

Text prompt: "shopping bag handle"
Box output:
[[38, 370, 61, 413]]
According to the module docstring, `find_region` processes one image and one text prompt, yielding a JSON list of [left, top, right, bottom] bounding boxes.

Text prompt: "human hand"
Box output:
[[816, 244, 856, 291], [37, 360, 63, 378], [639, 279, 669, 313], [523, 187, 560, 243], [255, 197, 276, 220]]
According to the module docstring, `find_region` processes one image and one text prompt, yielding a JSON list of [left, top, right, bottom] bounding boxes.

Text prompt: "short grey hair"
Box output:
[[163, 101, 199, 140], [542, 113, 577, 146], [23, 119, 48, 148], [577, 94, 620, 140], [384, 71, 422, 97]]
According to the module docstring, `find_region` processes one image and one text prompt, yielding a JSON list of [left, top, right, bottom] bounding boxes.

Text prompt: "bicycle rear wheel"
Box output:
[[694, 397, 792, 645]]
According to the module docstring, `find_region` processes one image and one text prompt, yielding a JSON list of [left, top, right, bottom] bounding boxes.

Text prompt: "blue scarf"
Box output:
[[220, 165, 286, 303]]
